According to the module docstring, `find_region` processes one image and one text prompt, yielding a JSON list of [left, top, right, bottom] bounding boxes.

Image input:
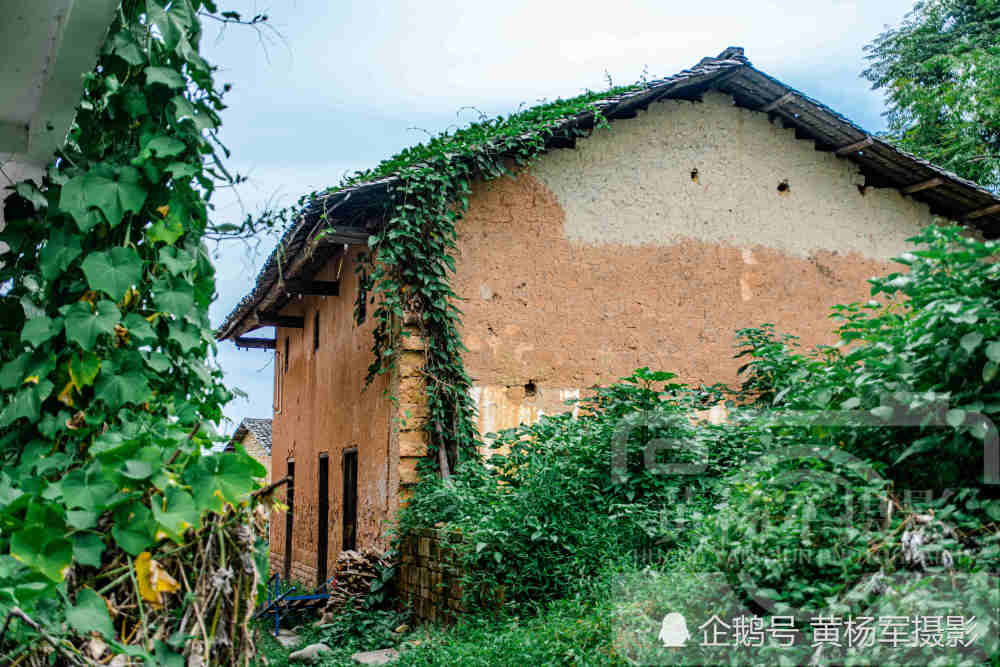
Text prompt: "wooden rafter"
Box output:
[[966, 203, 1000, 220], [902, 177, 944, 194], [835, 137, 874, 156], [256, 312, 304, 328], [282, 280, 340, 296], [234, 336, 276, 349], [312, 228, 371, 247], [760, 92, 795, 113]]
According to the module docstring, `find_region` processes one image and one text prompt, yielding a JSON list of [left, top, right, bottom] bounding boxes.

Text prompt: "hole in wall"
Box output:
[[690, 168, 699, 183], [777, 179, 790, 194], [524, 380, 537, 397]]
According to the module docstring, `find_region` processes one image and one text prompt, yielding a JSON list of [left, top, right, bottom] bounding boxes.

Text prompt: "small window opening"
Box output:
[[777, 180, 790, 194], [313, 311, 320, 351], [524, 380, 537, 397]]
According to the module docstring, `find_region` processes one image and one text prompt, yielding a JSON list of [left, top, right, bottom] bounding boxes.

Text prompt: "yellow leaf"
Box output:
[[23, 375, 39, 385], [121, 287, 139, 309], [57, 381, 75, 407], [156, 205, 170, 217], [134, 552, 180, 609]]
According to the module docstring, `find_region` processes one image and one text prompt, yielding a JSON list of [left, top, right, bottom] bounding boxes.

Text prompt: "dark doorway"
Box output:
[[284, 459, 295, 580], [342, 449, 358, 552], [317, 453, 329, 584]]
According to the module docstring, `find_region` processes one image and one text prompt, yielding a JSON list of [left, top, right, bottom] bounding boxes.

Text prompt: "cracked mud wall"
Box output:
[[452, 91, 944, 437]]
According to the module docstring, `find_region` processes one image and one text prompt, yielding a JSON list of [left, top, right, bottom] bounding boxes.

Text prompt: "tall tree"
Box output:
[[863, 0, 1000, 190]]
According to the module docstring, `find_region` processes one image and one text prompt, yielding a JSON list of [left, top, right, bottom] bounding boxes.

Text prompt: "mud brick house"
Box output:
[[216, 48, 1000, 586], [227, 417, 272, 485]]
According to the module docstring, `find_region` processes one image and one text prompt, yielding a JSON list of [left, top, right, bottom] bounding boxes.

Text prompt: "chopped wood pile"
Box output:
[[318, 549, 392, 622]]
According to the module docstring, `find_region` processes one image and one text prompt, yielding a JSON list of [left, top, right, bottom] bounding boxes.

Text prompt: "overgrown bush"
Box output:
[[398, 369, 752, 610], [399, 226, 1000, 664]]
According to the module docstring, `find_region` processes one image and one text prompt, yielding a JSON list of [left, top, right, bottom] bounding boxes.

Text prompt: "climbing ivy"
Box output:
[[338, 87, 642, 472], [0, 1, 266, 663]]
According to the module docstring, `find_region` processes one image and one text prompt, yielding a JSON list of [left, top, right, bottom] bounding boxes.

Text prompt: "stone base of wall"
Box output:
[[398, 528, 465, 623]]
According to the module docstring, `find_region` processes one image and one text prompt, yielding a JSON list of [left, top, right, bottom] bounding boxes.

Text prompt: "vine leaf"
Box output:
[[184, 451, 264, 513], [69, 351, 102, 390], [168, 320, 202, 352], [95, 355, 153, 409], [66, 588, 114, 638], [145, 67, 186, 89], [146, 0, 194, 53], [14, 181, 48, 209], [21, 316, 60, 348], [0, 473, 24, 509], [82, 247, 143, 300], [123, 312, 157, 343], [159, 247, 196, 275], [111, 503, 156, 556], [153, 279, 195, 314], [10, 526, 72, 582], [62, 466, 117, 511], [62, 301, 121, 350], [60, 166, 147, 230], [171, 96, 217, 132], [0, 353, 31, 390], [145, 135, 186, 158], [66, 509, 99, 530], [142, 351, 172, 373], [72, 534, 106, 568], [152, 487, 200, 542], [108, 30, 146, 65], [0, 380, 54, 427], [148, 215, 185, 245], [39, 226, 82, 279]]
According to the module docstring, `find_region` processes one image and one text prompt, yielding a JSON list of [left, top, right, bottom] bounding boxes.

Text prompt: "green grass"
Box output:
[[252, 576, 627, 666]]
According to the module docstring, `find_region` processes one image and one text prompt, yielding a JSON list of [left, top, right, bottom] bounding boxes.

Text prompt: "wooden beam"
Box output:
[[902, 177, 944, 194], [233, 336, 276, 349], [606, 107, 638, 119], [760, 92, 795, 113], [966, 203, 1000, 220], [835, 137, 874, 156], [547, 134, 577, 149], [282, 280, 340, 296], [312, 228, 371, 246], [256, 312, 304, 328]]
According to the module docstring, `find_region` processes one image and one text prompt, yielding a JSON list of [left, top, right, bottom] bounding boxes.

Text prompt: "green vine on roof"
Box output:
[[0, 1, 267, 663], [337, 84, 642, 474]]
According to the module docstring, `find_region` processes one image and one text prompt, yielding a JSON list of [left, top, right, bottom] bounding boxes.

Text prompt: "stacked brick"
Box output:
[[398, 527, 465, 622], [397, 323, 429, 495]]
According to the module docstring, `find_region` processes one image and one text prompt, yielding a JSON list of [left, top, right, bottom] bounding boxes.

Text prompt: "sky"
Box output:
[[201, 0, 918, 435]]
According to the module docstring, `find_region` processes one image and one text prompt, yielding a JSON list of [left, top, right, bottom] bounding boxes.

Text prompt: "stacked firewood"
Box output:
[[317, 549, 392, 622]]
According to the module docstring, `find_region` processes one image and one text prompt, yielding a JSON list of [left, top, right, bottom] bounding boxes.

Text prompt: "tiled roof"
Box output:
[[217, 47, 1000, 341], [229, 417, 272, 455]]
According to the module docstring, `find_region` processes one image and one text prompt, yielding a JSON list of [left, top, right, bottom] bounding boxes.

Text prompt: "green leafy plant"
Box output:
[[863, 0, 1000, 189], [0, 1, 270, 663]]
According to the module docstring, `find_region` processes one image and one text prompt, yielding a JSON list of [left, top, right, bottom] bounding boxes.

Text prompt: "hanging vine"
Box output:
[[0, 1, 270, 664], [335, 90, 637, 473]]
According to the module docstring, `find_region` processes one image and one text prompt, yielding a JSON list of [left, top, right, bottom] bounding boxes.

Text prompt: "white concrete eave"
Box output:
[[0, 0, 120, 167]]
